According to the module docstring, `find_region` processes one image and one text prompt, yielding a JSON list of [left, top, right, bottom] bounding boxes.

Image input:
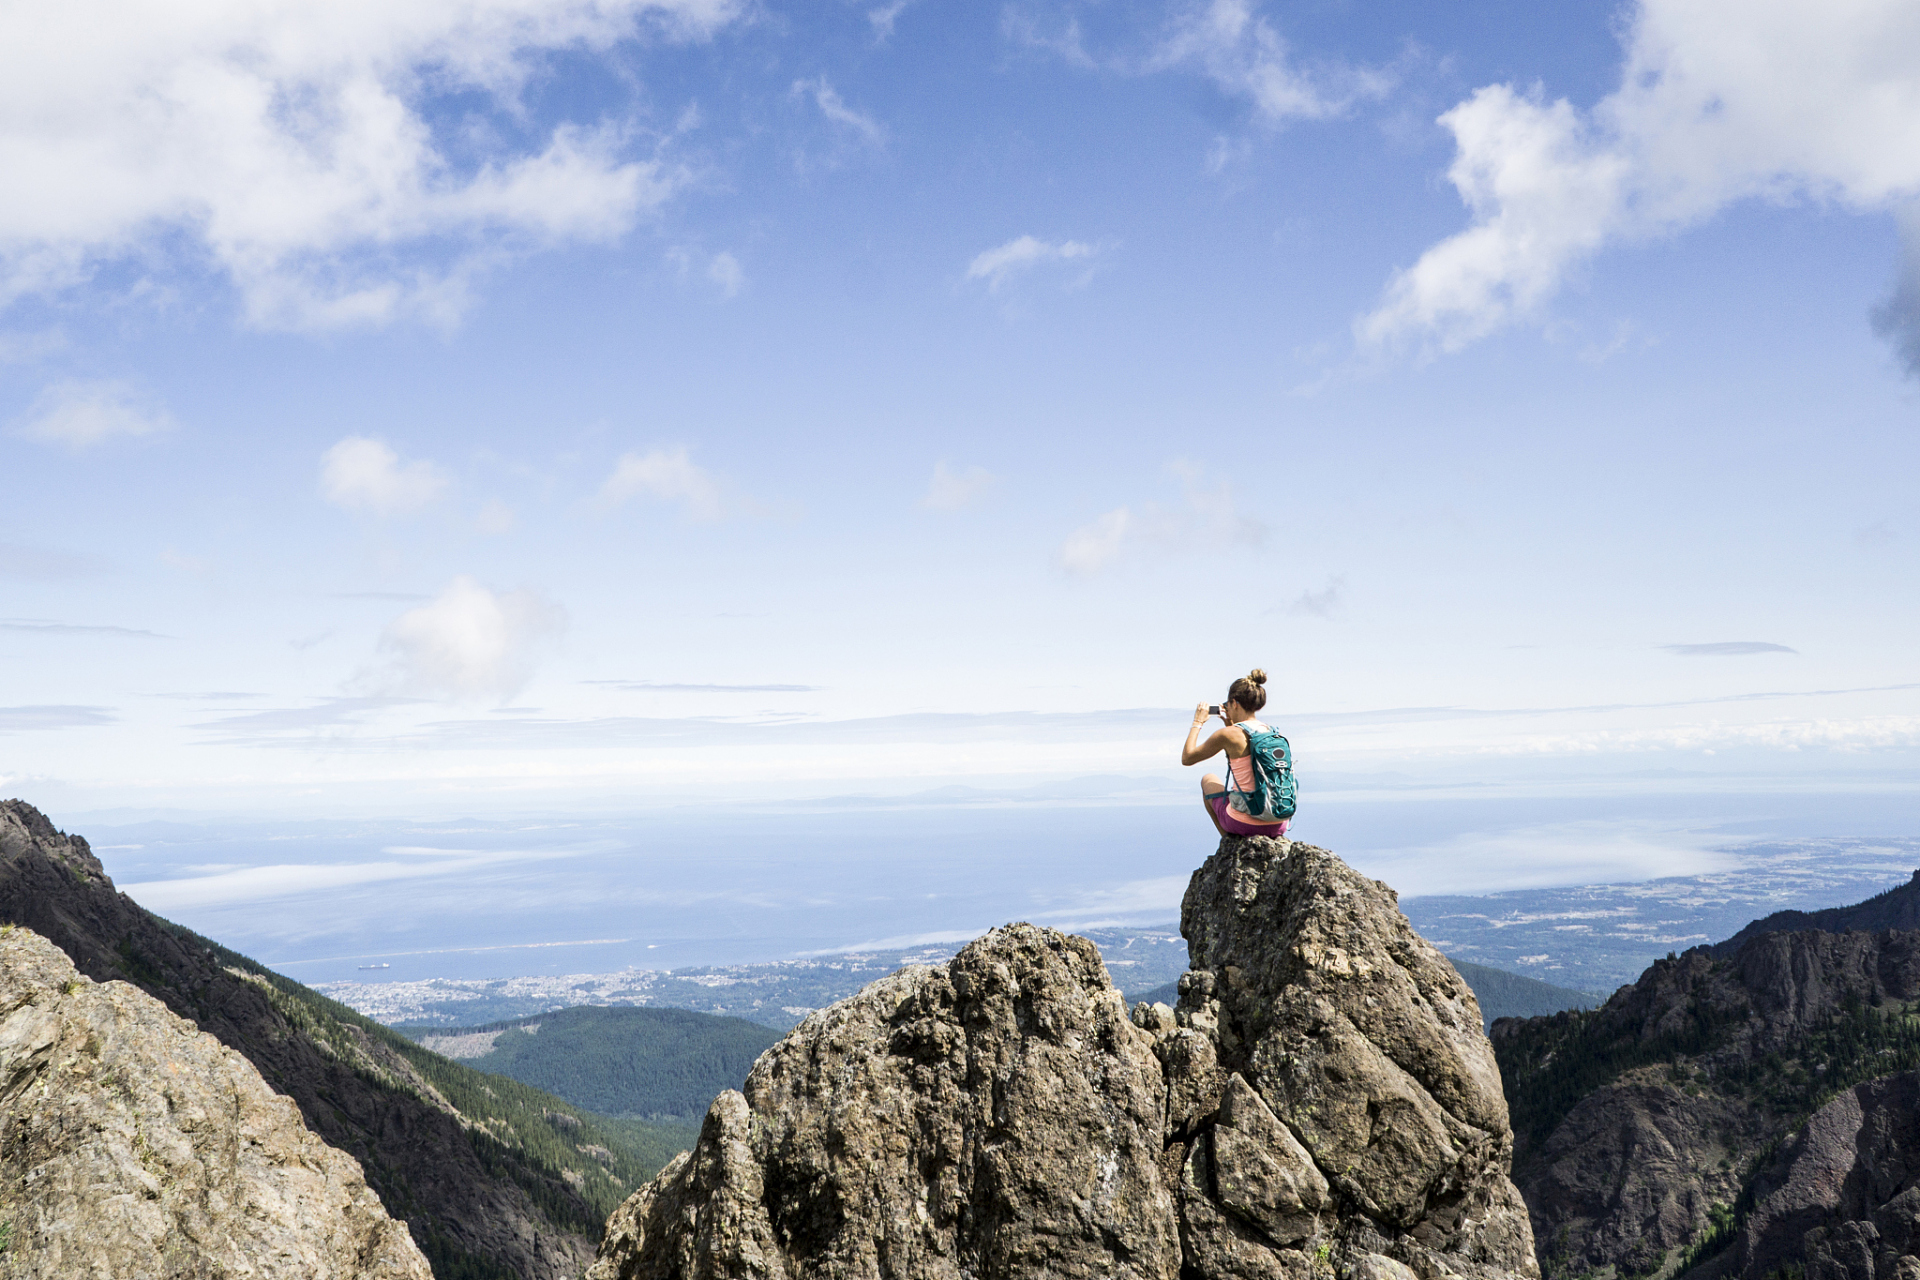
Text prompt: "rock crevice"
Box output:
[[592, 836, 1538, 1280]]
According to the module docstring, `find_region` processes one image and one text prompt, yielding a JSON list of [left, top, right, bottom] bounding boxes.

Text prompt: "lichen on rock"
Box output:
[[591, 836, 1538, 1280], [0, 923, 431, 1279]]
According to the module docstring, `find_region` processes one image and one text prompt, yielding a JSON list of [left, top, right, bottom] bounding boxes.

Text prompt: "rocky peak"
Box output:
[[0, 922, 430, 1278], [1, 799, 107, 886], [590, 835, 1537, 1280]]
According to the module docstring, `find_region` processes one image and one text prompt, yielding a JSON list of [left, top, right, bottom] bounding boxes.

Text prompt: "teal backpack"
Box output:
[[1229, 724, 1297, 822]]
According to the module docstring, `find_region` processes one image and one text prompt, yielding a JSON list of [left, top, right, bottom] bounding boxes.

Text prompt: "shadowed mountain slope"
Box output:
[[0, 923, 433, 1279], [1712, 869, 1920, 957], [1494, 882, 1920, 1280], [0, 800, 684, 1280]]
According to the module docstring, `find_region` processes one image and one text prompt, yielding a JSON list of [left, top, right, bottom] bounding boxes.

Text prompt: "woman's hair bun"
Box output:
[[1249, 668, 1267, 686]]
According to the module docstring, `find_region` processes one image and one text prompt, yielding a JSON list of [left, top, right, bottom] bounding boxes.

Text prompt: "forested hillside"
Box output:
[[404, 1005, 781, 1120]]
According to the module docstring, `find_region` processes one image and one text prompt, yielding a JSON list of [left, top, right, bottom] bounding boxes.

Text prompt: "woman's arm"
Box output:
[[1181, 704, 1242, 766]]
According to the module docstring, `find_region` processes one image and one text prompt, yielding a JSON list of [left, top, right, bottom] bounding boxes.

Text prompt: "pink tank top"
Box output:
[[1228, 721, 1267, 794]]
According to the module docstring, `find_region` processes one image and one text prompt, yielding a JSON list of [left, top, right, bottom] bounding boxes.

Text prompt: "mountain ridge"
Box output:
[[0, 799, 679, 1280]]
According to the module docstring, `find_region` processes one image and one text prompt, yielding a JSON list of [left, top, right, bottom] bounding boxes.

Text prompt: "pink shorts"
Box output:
[[1208, 794, 1290, 838]]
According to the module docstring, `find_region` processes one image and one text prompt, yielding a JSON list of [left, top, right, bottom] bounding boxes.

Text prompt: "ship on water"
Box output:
[[357, 962, 391, 970]]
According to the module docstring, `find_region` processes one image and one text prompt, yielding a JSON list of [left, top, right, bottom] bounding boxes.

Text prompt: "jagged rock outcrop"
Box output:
[[1492, 918, 1920, 1280], [591, 836, 1538, 1280], [0, 800, 619, 1280], [1711, 1070, 1920, 1280], [0, 922, 430, 1278]]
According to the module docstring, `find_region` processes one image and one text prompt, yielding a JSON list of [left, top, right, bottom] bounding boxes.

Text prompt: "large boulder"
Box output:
[[591, 837, 1538, 1280], [591, 923, 1180, 1280], [1171, 838, 1537, 1280], [0, 923, 431, 1279]]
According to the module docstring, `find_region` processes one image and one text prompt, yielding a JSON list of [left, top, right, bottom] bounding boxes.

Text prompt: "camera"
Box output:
[[1207, 704, 1223, 716]]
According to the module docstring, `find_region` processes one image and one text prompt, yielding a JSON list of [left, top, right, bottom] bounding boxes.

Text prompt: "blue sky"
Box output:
[[2, 0, 1917, 849]]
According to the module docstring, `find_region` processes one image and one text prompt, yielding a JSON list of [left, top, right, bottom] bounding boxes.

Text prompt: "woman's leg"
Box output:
[[1200, 774, 1228, 836]]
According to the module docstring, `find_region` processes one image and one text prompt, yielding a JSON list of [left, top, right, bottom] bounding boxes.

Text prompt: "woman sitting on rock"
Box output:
[[1181, 669, 1295, 839]]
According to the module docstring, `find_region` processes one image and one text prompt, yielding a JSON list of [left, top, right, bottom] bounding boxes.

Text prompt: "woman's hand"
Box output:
[[1192, 702, 1212, 728]]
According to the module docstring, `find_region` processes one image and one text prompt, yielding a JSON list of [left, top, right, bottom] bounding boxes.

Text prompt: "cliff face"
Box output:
[[0, 922, 430, 1278], [1493, 925, 1920, 1280], [0, 800, 618, 1280], [1719, 1069, 1920, 1280], [591, 836, 1538, 1280]]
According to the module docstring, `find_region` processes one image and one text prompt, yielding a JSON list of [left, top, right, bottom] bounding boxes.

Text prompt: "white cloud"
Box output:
[[921, 461, 998, 511], [1660, 642, 1798, 657], [1871, 206, 1920, 377], [1058, 463, 1265, 575], [1152, 0, 1388, 125], [1061, 508, 1133, 574], [792, 76, 886, 146], [320, 436, 449, 514], [374, 576, 564, 702], [595, 445, 725, 519], [868, 0, 913, 41], [13, 379, 170, 448], [1360, 0, 1920, 355], [707, 251, 745, 297], [0, 0, 739, 330], [967, 235, 1101, 292]]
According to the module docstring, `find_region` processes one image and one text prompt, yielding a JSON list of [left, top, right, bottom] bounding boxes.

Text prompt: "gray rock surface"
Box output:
[[0, 799, 616, 1280], [1494, 927, 1920, 1280], [591, 836, 1538, 1280], [1723, 1071, 1920, 1280], [0, 922, 431, 1279]]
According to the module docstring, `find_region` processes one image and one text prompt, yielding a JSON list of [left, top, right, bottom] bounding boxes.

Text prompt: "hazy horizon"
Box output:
[[2, 0, 1914, 943]]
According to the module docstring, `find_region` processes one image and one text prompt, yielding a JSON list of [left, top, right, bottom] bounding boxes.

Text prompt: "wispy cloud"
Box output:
[[0, 705, 116, 731], [1661, 642, 1797, 657], [0, 619, 163, 638], [151, 691, 263, 702], [1059, 463, 1265, 575], [595, 446, 728, 520], [319, 437, 449, 515], [707, 251, 745, 297], [192, 696, 420, 739], [867, 0, 913, 41], [792, 76, 886, 146], [1286, 575, 1346, 618], [967, 235, 1103, 293], [1151, 0, 1390, 126], [0, 542, 104, 582], [123, 843, 604, 913], [12, 380, 170, 448], [585, 680, 821, 693], [921, 461, 999, 511]]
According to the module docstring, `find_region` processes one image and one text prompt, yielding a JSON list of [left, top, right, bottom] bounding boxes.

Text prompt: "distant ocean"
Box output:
[[77, 785, 1920, 989]]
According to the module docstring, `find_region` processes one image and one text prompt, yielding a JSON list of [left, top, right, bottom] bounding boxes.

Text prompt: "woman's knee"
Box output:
[[1200, 773, 1224, 794]]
